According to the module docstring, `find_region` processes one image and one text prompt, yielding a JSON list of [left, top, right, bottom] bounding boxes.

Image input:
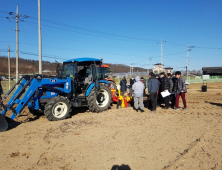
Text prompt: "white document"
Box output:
[[161, 90, 171, 98]]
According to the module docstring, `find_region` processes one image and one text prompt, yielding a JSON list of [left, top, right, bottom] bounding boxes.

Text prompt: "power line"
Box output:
[[0, 40, 148, 58], [0, 29, 155, 51], [24, 20, 156, 43], [1, 10, 221, 50], [0, 49, 67, 61]]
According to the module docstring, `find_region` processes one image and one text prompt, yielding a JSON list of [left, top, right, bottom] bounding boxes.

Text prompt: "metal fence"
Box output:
[[113, 74, 222, 85], [185, 78, 222, 84]]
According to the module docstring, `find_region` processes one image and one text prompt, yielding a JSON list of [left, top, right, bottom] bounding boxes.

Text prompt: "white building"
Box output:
[[164, 67, 173, 74], [153, 63, 173, 74]]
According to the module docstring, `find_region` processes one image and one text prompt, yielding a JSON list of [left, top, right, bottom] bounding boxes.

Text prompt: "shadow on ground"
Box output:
[[111, 164, 131, 170], [70, 106, 89, 117], [5, 117, 21, 131], [205, 101, 222, 107]]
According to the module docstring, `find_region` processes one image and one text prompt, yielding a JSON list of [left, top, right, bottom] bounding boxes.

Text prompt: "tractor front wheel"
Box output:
[[44, 96, 71, 121], [87, 83, 111, 113]]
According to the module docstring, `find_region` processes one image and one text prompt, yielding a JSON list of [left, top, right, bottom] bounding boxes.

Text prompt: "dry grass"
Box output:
[[1, 80, 16, 90]]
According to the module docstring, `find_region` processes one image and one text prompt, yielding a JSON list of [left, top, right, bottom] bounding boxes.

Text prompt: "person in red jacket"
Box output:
[[174, 71, 187, 110]]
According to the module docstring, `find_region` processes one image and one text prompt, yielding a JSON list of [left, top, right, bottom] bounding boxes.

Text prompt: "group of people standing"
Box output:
[[120, 71, 187, 113]]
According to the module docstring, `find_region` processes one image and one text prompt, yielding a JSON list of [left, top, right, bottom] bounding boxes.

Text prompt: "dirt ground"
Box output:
[[1, 83, 222, 170]]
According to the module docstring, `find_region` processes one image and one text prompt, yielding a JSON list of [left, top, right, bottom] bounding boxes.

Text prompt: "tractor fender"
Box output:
[[107, 79, 115, 83], [85, 80, 109, 97]]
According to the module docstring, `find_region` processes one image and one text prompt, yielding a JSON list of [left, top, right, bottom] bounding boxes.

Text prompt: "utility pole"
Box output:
[[131, 63, 134, 76], [130, 64, 131, 77], [147, 56, 151, 76], [38, 0, 42, 74], [187, 45, 189, 78], [158, 39, 166, 65], [15, 5, 19, 84], [6, 5, 29, 84], [147, 56, 149, 76], [186, 44, 195, 78], [8, 46, 11, 90]]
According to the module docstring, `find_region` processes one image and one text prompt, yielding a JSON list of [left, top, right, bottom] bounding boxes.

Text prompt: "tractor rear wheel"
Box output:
[[87, 83, 111, 113], [44, 96, 71, 121]]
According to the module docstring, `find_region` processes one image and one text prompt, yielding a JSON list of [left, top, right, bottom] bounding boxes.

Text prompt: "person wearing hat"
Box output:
[[120, 76, 127, 96]]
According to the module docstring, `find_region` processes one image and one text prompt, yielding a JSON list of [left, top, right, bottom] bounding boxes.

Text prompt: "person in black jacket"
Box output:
[[120, 76, 127, 95], [169, 73, 176, 108], [160, 72, 170, 109], [129, 77, 135, 96], [155, 74, 161, 106], [148, 72, 159, 113]]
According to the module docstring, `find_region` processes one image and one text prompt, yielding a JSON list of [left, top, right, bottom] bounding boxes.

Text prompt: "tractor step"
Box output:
[[71, 97, 87, 107]]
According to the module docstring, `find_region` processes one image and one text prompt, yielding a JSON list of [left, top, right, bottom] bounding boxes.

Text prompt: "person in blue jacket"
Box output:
[[148, 72, 159, 113]]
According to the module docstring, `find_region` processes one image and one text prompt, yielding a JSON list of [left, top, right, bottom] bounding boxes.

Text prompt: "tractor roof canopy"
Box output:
[[63, 58, 102, 63]]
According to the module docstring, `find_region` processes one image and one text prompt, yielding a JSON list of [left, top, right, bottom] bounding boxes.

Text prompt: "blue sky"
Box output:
[[0, 0, 221, 71]]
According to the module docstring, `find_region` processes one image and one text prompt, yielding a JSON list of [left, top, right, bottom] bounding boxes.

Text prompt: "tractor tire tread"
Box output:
[[44, 96, 71, 121], [87, 83, 111, 113]]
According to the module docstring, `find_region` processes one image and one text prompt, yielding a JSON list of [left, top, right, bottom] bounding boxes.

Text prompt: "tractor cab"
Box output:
[[60, 58, 104, 96]]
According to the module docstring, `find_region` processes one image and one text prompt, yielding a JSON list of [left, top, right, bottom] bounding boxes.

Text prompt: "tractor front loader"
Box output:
[[0, 58, 112, 132]]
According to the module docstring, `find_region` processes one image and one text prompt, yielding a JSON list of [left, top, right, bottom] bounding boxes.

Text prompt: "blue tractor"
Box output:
[[0, 58, 112, 132]]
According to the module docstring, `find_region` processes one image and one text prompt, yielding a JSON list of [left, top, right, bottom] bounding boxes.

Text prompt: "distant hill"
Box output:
[[106, 63, 147, 73], [0, 56, 147, 76], [0, 56, 59, 76]]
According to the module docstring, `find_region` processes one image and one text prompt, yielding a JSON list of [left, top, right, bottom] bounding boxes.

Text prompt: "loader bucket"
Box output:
[[0, 114, 8, 132]]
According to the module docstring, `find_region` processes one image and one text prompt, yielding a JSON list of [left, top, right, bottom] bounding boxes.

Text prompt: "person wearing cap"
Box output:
[[132, 76, 145, 112], [120, 76, 127, 96]]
